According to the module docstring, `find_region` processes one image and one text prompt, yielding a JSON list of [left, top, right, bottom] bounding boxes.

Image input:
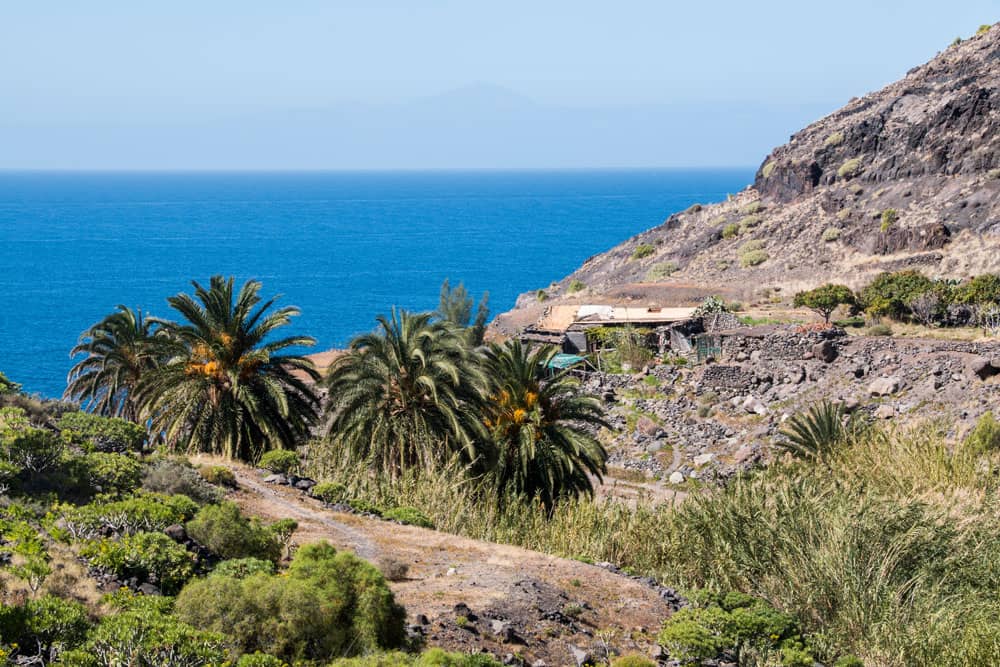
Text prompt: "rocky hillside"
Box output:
[[494, 23, 999, 333]]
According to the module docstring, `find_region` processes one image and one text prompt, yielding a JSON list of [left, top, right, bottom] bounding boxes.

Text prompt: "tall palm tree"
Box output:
[[324, 309, 488, 476], [139, 276, 319, 462], [482, 340, 608, 511], [65, 305, 161, 421]]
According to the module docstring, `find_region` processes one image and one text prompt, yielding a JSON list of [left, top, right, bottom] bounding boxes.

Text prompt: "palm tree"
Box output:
[[482, 340, 608, 511], [777, 400, 853, 460], [65, 305, 161, 420], [139, 276, 319, 462], [324, 309, 488, 476]]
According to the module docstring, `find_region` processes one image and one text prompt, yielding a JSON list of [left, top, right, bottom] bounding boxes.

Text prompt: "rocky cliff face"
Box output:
[[494, 24, 1000, 335]]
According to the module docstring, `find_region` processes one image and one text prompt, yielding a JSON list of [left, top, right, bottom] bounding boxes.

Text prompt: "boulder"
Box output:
[[669, 471, 685, 484], [812, 340, 838, 363], [294, 477, 317, 491], [868, 376, 901, 396], [874, 404, 896, 419], [693, 453, 715, 466], [966, 356, 998, 380], [742, 396, 768, 415], [569, 646, 593, 667], [262, 473, 288, 485], [163, 524, 187, 542]]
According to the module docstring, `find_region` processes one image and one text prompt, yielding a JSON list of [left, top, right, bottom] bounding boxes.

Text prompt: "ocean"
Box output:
[[0, 169, 752, 398]]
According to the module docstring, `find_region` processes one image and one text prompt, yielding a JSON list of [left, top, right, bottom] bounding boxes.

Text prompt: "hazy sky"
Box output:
[[2, 2, 995, 169]]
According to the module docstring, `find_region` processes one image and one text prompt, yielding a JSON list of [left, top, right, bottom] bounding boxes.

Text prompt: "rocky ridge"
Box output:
[[493, 24, 1000, 335]]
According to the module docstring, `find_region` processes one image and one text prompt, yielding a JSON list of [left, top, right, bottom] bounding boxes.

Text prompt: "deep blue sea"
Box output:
[[0, 169, 751, 398]]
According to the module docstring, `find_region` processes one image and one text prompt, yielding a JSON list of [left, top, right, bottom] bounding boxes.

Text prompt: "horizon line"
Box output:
[[0, 165, 758, 175]]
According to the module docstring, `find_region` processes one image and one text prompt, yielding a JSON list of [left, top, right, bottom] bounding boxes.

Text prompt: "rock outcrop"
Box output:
[[494, 24, 1000, 335]]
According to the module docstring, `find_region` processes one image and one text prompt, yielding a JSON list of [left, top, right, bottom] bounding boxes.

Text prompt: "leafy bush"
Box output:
[[237, 654, 286, 667], [954, 273, 1000, 305], [837, 158, 862, 179], [212, 557, 275, 579], [60, 592, 230, 666], [198, 465, 237, 488], [721, 223, 739, 239], [880, 208, 898, 231], [976, 24, 991, 36], [630, 244, 656, 260], [824, 131, 844, 147], [567, 279, 585, 293], [535, 289, 549, 302], [141, 458, 221, 504], [312, 481, 348, 504], [327, 650, 503, 666], [738, 240, 769, 267], [61, 493, 199, 539], [346, 498, 384, 516], [0, 372, 20, 395], [383, 506, 435, 529], [257, 449, 299, 474], [692, 296, 729, 317], [859, 270, 935, 320], [761, 161, 776, 178], [822, 227, 841, 242], [174, 541, 406, 661], [644, 261, 678, 282], [0, 594, 91, 662], [963, 412, 1000, 456], [2, 427, 64, 476], [659, 591, 805, 664], [80, 531, 195, 594], [57, 412, 145, 453], [610, 655, 657, 667], [738, 215, 762, 232], [185, 501, 283, 563], [742, 201, 764, 215], [83, 453, 143, 496]]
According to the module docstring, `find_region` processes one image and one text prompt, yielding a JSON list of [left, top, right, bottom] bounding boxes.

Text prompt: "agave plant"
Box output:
[[65, 305, 163, 420], [323, 309, 488, 476], [777, 400, 851, 460], [481, 340, 608, 511], [139, 276, 319, 462]]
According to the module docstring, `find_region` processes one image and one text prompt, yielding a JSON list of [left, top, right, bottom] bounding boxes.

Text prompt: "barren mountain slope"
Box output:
[[494, 24, 999, 334]]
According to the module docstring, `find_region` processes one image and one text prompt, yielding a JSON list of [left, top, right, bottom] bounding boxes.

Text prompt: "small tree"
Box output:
[[437, 279, 490, 346], [793, 284, 856, 323]]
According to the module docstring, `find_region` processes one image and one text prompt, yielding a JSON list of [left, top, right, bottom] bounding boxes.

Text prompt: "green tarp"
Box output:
[[547, 353, 587, 369]]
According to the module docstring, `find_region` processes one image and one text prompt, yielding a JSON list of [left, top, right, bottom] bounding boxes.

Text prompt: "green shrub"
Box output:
[[837, 158, 863, 179], [762, 161, 777, 178], [185, 501, 283, 563], [711, 215, 728, 226], [257, 449, 299, 474], [61, 593, 230, 666], [824, 131, 844, 147], [83, 453, 143, 496], [630, 244, 656, 260], [57, 412, 145, 453], [738, 240, 769, 268], [692, 296, 729, 317], [237, 654, 286, 667], [346, 498, 384, 516], [644, 261, 678, 282], [384, 506, 435, 529], [199, 465, 237, 488], [685, 203, 703, 213], [80, 531, 195, 594], [880, 208, 898, 231], [822, 227, 841, 242], [742, 201, 764, 215], [212, 557, 275, 579], [738, 215, 762, 232], [326, 650, 503, 667], [778, 401, 852, 460], [722, 223, 739, 239], [141, 458, 222, 504], [963, 412, 1000, 456], [312, 481, 348, 504], [859, 270, 935, 320], [954, 273, 1000, 305], [0, 372, 20, 395], [567, 280, 585, 294], [1, 427, 64, 476], [610, 655, 657, 667], [866, 324, 893, 336], [0, 594, 91, 660], [536, 289, 549, 302], [976, 24, 991, 36], [60, 493, 198, 539], [174, 541, 406, 661]]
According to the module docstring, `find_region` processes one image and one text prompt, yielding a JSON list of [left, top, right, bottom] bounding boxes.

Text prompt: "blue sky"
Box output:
[[1, 2, 995, 169]]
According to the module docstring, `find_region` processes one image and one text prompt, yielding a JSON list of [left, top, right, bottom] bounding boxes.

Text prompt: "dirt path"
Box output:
[[228, 466, 674, 665]]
